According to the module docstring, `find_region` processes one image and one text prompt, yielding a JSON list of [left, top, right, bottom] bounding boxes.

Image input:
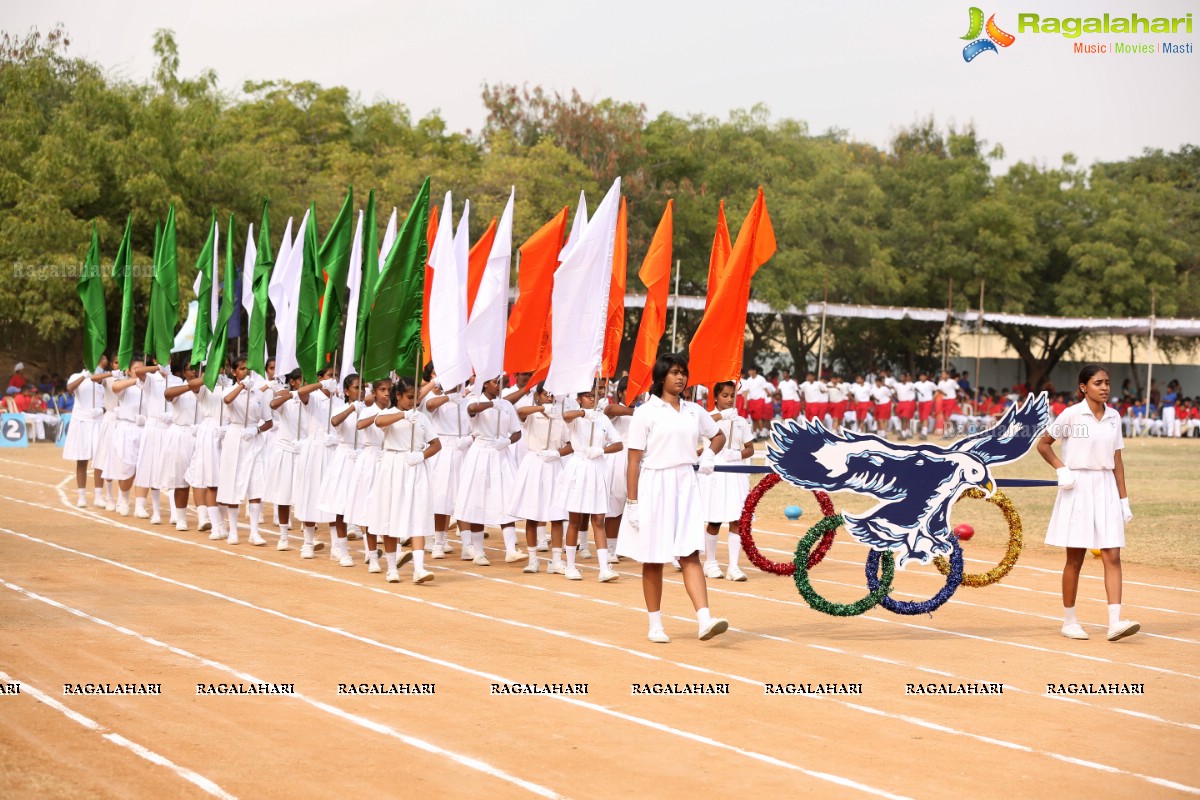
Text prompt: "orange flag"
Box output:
[[688, 188, 776, 394], [466, 216, 499, 317], [704, 200, 731, 309], [421, 205, 439, 367], [601, 197, 628, 378], [506, 207, 570, 381], [624, 200, 673, 405]]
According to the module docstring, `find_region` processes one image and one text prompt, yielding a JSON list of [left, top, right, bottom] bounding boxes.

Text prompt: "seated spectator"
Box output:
[[11, 385, 60, 442], [8, 362, 27, 392]]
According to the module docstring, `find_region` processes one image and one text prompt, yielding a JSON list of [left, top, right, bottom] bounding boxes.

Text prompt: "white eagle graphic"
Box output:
[[767, 394, 1049, 567]]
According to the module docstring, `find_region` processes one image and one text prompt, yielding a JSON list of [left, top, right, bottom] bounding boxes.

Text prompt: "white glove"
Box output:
[[321, 378, 338, 392], [1121, 498, 1132, 522], [404, 409, 420, 422], [624, 500, 640, 531], [90, 408, 105, 421], [584, 408, 600, 422], [160, 363, 172, 378], [1056, 466, 1075, 488], [324, 434, 339, 447], [585, 445, 604, 460], [135, 414, 147, 428], [239, 377, 252, 389], [346, 449, 358, 462], [491, 438, 510, 451], [404, 451, 425, 466], [241, 427, 258, 441], [545, 404, 561, 420], [352, 400, 365, 412], [189, 426, 198, 438], [215, 428, 226, 442], [697, 449, 716, 476], [455, 437, 472, 452], [540, 449, 561, 463]]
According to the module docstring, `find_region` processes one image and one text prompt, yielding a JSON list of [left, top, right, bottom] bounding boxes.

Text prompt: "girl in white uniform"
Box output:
[[292, 366, 339, 560], [556, 389, 622, 582], [185, 366, 228, 540], [602, 382, 634, 564], [62, 354, 108, 507], [318, 373, 363, 567], [107, 355, 146, 515], [1038, 364, 1139, 643], [700, 381, 755, 582], [421, 373, 470, 559], [453, 375, 522, 566], [92, 362, 119, 510], [158, 357, 198, 531], [264, 369, 304, 550], [347, 380, 395, 573], [373, 377, 440, 584], [618, 354, 729, 643], [132, 361, 168, 522], [508, 384, 569, 575], [217, 359, 273, 547]]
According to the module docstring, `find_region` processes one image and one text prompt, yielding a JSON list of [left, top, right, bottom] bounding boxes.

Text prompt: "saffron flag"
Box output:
[[705, 199, 731, 308], [625, 200, 673, 404], [205, 215, 237, 389], [688, 188, 776, 392], [505, 207, 569, 377], [420, 205, 439, 368], [111, 214, 134, 371], [601, 197, 628, 378], [465, 189, 513, 383], [79, 223, 107, 372], [466, 216, 499, 317]]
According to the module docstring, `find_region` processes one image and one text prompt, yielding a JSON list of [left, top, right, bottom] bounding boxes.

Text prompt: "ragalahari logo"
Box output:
[[961, 7, 1016, 61]]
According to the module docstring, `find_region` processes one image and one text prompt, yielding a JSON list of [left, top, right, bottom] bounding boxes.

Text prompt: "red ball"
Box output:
[[954, 523, 975, 541]]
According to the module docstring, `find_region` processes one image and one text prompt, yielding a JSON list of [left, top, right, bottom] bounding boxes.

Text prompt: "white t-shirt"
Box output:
[[1049, 401, 1124, 470], [850, 383, 873, 403], [870, 385, 893, 405], [741, 374, 770, 402], [567, 411, 620, 452], [627, 395, 720, 470], [466, 395, 521, 442], [707, 408, 752, 462], [894, 381, 916, 402], [826, 383, 847, 403], [915, 380, 936, 402], [778, 379, 800, 402], [937, 379, 960, 401], [800, 380, 827, 403]]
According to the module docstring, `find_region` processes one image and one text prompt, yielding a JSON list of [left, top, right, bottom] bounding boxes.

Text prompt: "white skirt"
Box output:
[[185, 424, 221, 488], [1045, 468, 1125, 549], [61, 411, 100, 462], [262, 437, 299, 506], [292, 436, 334, 523], [428, 435, 466, 516], [216, 424, 266, 504], [509, 452, 567, 522], [370, 452, 433, 538], [453, 441, 516, 526], [154, 425, 196, 490], [698, 460, 750, 523], [103, 421, 142, 481], [605, 449, 628, 517], [317, 444, 357, 517], [345, 446, 381, 528], [554, 454, 610, 515], [616, 465, 705, 564], [134, 418, 169, 489], [92, 411, 117, 476]]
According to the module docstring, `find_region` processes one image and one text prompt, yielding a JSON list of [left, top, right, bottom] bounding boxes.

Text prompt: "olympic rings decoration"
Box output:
[[932, 488, 1024, 588], [737, 473, 839, 576], [866, 537, 963, 615], [793, 514, 895, 616]]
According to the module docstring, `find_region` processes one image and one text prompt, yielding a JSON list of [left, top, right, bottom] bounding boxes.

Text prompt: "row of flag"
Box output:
[[75, 177, 776, 405]]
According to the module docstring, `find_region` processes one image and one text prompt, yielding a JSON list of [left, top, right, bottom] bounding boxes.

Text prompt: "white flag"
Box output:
[[266, 217, 294, 322], [241, 222, 257, 320], [339, 211, 365, 386], [428, 193, 473, 390], [379, 207, 398, 270], [559, 190, 588, 264], [273, 210, 310, 378], [210, 223, 221, 337], [546, 178, 621, 396], [172, 300, 199, 353], [464, 188, 514, 383]]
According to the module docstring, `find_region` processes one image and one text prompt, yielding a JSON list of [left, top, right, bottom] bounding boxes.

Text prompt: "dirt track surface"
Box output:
[[1, 447, 1197, 800]]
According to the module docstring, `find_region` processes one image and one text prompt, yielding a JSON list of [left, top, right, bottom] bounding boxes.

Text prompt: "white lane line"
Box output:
[[6, 526, 1199, 797], [0, 569, 905, 800], [0, 581, 563, 800], [0, 667, 237, 799]]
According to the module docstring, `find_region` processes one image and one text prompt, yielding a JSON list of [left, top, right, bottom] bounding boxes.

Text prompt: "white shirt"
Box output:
[[423, 389, 471, 437], [627, 395, 720, 470], [379, 410, 436, 453], [870, 385, 893, 405], [826, 383, 847, 403], [850, 383, 873, 403], [799, 380, 827, 403], [937, 379, 960, 401], [894, 381, 916, 402], [778, 379, 800, 402], [467, 394, 521, 442], [915, 380, 936, 402], [741, 374, 770, 402], [225, 384, 265, 428], [707, 408, 752, 462], [1050, 401, 1124, 470], [69, 371, 103, 411], [522, 411, 569, 453], [566, 411, 620, 452]]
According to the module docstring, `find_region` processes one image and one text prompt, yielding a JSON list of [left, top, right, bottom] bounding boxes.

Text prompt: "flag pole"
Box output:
[[1144, 287, 1156, 408], [974, 279, 985, 405], [816, 273, 828, 378], [942, 277, 953, 372], [670, 258, 681, 351], [412, 342, 422, 450]]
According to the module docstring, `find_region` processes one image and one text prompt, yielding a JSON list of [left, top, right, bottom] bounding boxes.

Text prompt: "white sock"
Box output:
[[566, 547, 577, 569], [77, 488, 86, 503], [502, 526, 518, 556], [119, 489, 129, 504], [303, 524, 316, 545], [1108, 604, 1121, 628], [413, 550, 425, 570], [537, 525, 548, 543], [528, 552, 539, 568], [597, 548, 609, 566], [551, 547, 563, 564], [94, 488, 104, 503], [248, 502, 262, 536], [648, 610, 663, 631], [385, 550, 397, 570], [729, 533, 743, 568], [367, 548, 379, 566], [1064, 606, 1078, 626], [209, 506, 224, 534], [134, 496, 146, 514], [697, 607, 712, 628], [279, 521, 290, 537], [473, 531, 485, 554], [197, 505, 209, 525], [579, 528, 589, 550], [335, 535, 348, 556], [462, 530, 474, 550], [225, 506, 239, 532], [272, 506, 280, 525], [150, 491, 161, 516], [105, 480, 114, 500], [704, 532, 719, 563]]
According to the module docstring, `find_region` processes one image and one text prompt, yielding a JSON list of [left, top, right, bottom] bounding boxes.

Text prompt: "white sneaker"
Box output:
[[564, 566, 583, 581], [413, 568, 435, 584], [1107, 620, 1140, 641], [398, 551, 414, 570], [648, 628, 671, 644], [598, 567, 619, 582], [505, 550, 528, 564], [226, 532, 240, 545], [198, 519, 211, 531], [1061, 623, 1089, 640], [116, 501, 130, 517], [346, 525, 362, 540], [536, 539, 550, 553], [276, 534, 290, 551], [386, 569, 400, 583], [577, 547, 592, 560], [460, 546, 474, 561], [339, 552, 355, 567], [208, 530, 225, 541], [134, 507, 150, 519], [725, 566, 748, 582], [703, 561, 724, 579], [300, 544, 315, 559], [105, 500, 116, 512], [607, 552, 619, 564], [248, 532, 267, 546], [76, 496, 88, 508], [473, 554, 491, 567], [546, 560, 566, 575], [523, 559, 540, 574], [150, 513, 162, 525], [441, 540, 454, 554], [311, 541, 326, 552], [699, 618, 730, 641], [367, 559, 382, 574], [431, 545, 445, 559]]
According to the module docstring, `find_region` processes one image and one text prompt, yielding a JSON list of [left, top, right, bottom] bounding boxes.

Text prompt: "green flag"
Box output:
[[112, 214, 134, 371], [145, 220, 162, 358], [315, 186, 355, 374], [191, 211, 218, 367], [248, 199, 272, 375], [295, 202, 321, 383], [205, 215, 237, 390], [78, 223, 107, 372], [354, 188, 380, 369], [361, 178, 431, 383], [152, 204, 179, 367]]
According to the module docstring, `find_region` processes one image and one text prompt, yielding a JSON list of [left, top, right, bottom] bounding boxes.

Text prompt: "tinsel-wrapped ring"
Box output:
[[793, 514, 895, 616], [865, 537, 963, 615], [738, 473, 839, 576], [932, 488, 1024, 588]]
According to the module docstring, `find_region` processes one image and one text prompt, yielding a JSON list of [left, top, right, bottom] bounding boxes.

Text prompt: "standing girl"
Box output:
[[264, 369, 304, 550], [107, 355, 146, 516], [421, 373, 470, 559], [292, 367, 339, 560], [454, 375, 522, 566], [158, 356, 198, 531], [62, 356, 107, 507], [618, 354, 729, 643], [602, 382, 635, 565], [346, 379, 396, 574], [216, 359, 273, 546], [699, 381, 755, 582], [318, 374, 364, 566], [508, 384, 569, 575], [555, 389, 623, 582], [1037, 364, 1139, 642]]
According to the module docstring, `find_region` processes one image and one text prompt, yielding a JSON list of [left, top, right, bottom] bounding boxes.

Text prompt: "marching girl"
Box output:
[[93, 359, 120, 510], [554, 389, 622, 581], [291, 366, 339, 560], [216, 359, 273, 546], [346, 379, 393, 573], [508, 383, 569, 575], [850, 375, 873, 432], [372, 377, 440, 584], [826, 375, 848, 433], [504, 371, 535, 467], [915, 372, 936, 439], [318, 373, 364, 567], [894, 372, 917, 439], [870, 377, 894, 438], [1038, 364, 1139, 642], [454, 374, 523, 566], [263, 369, 304, 551], [158, 355, 198, 532], [184, 364, 228, 540], [602, 380, 635, 565], [62, 354, 108, 507], [132, 359, 168, 523], [106, 355, 146, 516], [618, 353, 729, 643], [700, 381, 755, 582], [936, 370, 960, 435], [421, 371, 470, 559]]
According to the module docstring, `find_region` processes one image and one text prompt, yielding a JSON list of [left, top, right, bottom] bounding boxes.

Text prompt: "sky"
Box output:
[[4, 0, 1198, 171]]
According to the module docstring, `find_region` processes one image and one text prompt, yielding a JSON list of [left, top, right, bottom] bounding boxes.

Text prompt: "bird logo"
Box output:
[[768, 393, 1049, 567]]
